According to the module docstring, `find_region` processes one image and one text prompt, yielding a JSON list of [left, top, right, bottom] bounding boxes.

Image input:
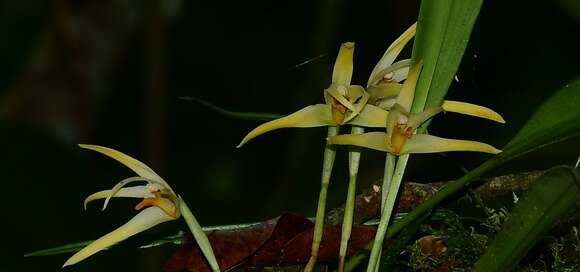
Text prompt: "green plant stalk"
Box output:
[[368, 152, 396, 272], [305, 125, 339, 272], [366, 154, 410, 272], [345, 242, 372, 272], [385, 159, 489, 242], [179, 96, 284, 121], [179, 199, 220, 272], [338, 126, 364, 272], [373, 249, 382, 272], [381, 154, 397, 209]]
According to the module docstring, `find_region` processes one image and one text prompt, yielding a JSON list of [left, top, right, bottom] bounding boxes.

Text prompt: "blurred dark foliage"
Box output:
[[6, 0, 579, 271]]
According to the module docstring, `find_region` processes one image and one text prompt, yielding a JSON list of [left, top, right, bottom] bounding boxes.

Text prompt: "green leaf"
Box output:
[[24, 241, 94, 257], [411, 0, 483, 115], [25, 219, 267, 257], [474, 166, 580, 272], [179, 96, 284, 121], [501, 79, 580, 159], [386, 77, 580, 240]]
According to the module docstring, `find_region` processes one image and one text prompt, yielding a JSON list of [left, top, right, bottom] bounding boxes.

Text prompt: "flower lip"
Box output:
[[64, 145, 184, 268], [134, 191, 180, 219]]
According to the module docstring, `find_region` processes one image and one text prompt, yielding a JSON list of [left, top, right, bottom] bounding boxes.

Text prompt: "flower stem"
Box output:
[[179, 199, 220, 272], [366, 154, 410, 272], [305, 126, 339, 272], [338, 126, 364, 272], [381, 153, 396, 209]]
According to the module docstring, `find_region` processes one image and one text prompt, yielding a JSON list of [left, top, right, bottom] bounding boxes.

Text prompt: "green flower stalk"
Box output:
[[237, 23, 419, 272], [238, 42, 387, 272], [337, 22, 417, 272], [63, 145, 220, 272], [329, 61, 505, 272]]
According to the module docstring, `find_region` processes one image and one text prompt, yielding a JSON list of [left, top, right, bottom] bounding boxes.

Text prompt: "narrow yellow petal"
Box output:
[[328, 132, 393, 152], [332, 42, 355, 86], [367, 23, 417, 87], [348, 104, 389, 128], [84, 186, 153, 210], [396, 62, 423, 111], [401, 134, 502, 154], [406, 106, 443, 128], [63, 206, 174, 267], [237, 104, 334, 147], [368, 59, 411, 87], [78, 145, 172, 192], [442, 100, 506, 123], [102, 177, 158, 211]]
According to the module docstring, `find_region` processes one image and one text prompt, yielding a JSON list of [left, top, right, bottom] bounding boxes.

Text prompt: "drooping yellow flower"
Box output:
[[329, 63, 505, 155], [63, 145, 220, 272]]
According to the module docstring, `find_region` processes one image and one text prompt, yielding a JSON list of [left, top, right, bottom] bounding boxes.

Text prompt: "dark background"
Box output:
[[7, 0, 579, 271]]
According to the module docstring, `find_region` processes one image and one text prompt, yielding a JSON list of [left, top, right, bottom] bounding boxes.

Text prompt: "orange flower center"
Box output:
[[391, 125, 414, 155], [135, 191, 178, 218]]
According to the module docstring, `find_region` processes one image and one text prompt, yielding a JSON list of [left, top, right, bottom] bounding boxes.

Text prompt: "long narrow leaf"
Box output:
[[179, 97, 284, 121], [411, 0, 484, 115], [474, 166, 580, 271]]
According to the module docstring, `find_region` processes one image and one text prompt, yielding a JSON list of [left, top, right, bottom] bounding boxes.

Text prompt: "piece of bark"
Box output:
[[326, 170, 547, 225]]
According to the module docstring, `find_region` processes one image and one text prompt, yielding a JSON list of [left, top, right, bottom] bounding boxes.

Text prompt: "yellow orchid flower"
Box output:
[[329, 62, 505, 155], [330, 62, 504, 272], [366, 23, 417, 110], [237, 41, 386, 272], [336, 23, 417, 272], [63, 145, 220, 272], [237, 42, 388, 148]]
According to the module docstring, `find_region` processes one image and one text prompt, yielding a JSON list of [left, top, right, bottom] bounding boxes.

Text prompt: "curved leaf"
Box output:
[[387, 77, 580, 240], [179, 97, 284, 121], [474, 166, 580, 272]]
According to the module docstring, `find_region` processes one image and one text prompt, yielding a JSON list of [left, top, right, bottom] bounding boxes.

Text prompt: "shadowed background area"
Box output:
[[5, 0, 579, 271]]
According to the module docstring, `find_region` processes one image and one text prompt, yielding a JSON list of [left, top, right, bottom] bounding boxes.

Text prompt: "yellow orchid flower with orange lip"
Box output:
[[237, 23, 419, 147], [366, 24, 417, 110], [329, 62, 505, 155], [236, 23, 418, 272], [63, 145, 220, 272], [237, 41, 384, 272], [329, 62, 504, 272], [334, 23, 417, 272], [237, 42, 388, 148]]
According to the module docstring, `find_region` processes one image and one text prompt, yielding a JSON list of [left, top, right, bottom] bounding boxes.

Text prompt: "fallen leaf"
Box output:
[[166, 214, 382, 271]]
